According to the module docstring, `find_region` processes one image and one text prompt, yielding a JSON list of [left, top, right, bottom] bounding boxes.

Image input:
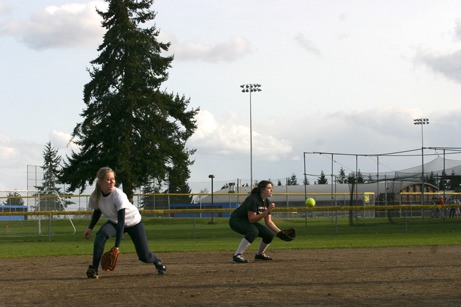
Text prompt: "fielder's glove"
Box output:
[[101, 247, 120, 271], [276, 228, 296, 241]]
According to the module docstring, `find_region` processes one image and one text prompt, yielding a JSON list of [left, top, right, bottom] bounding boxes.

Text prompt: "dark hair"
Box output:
[[250, 180, 273, 195]]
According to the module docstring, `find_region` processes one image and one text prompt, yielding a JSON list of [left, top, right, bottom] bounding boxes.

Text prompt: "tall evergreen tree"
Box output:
[[303, 177, 310, 185], [427, 171, 437, 186], [337, 167, 346, 184], [356, 170, 364, 184], [449, 170, 461, 190], [2, 192, 25, 206], [317, 171, 328, 184], [36, 142, 70, 211], [60, 0, 198, 201], [287, 173, 298, 185], [437, 170, 449, 190], [139, 177, 163, 210]]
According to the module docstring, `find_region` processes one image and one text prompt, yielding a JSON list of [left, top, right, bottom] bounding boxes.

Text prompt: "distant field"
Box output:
[[0, 217, 460, 258]]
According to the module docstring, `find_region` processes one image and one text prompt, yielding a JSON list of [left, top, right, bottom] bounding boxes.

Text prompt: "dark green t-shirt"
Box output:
[[230, 193, 271, 220]]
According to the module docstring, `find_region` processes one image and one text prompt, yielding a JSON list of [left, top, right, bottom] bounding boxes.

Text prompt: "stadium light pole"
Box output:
[[414, 118, 429, 204], [208, 174, 216, 224], [240, 83, 261, 187]]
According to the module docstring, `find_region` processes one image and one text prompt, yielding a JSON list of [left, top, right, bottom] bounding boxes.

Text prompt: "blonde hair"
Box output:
[[90, 167, 114, 209]]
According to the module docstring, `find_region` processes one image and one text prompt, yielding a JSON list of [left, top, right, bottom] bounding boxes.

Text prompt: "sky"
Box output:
[[1, 0, 461, 194]]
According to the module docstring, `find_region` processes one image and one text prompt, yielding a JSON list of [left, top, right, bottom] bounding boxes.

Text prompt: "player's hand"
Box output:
[[268, 203, 276, 212], [83, 228, 92, 239]]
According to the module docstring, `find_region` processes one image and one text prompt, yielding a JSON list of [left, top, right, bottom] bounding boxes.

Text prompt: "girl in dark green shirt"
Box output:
[[229, 180, 283, 263]]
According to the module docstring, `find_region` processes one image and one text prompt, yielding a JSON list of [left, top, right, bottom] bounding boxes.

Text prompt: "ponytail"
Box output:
[[250, 180, 273, 195]]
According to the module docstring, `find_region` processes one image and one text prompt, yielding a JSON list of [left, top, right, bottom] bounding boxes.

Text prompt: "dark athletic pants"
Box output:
[[229, 217, 275, 244], [92, 220, 160, 268]]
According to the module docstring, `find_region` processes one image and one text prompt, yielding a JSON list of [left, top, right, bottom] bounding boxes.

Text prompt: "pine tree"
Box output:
[[347, 172, 356, 184], [337, 167, 346, 184], [3, 192, 25, 206], [427, 171, 437, 186], [317, 171, 328, 184], [303, 177, 310, 185], [287, 173, 298, 185], [449, 170, 461, 190], [36, 142, 70, 211], [356, 170, 364, 184], [139, 177, 163, 210], [437, 170, 448, 190], [60, 0, 199, 201]]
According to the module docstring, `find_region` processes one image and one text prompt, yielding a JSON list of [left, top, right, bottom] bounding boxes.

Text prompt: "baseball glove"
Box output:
[[101, 247, 119, 271], [276, 228, 296, 241]]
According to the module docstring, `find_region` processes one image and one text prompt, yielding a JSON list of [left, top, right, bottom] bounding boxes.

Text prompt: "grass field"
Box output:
[[0, 216, 460, 258]]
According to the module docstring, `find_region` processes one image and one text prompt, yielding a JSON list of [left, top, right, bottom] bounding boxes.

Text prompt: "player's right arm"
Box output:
[[247, 203, 274, 223], [83, 209, 102, 239]]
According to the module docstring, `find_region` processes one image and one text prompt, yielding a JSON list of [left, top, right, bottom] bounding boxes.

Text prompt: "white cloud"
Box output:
[[0, 134, 42, 190], [415, 49, 461, 83], [0, 0, 9, 15], [189, 110, 292, 160], [49, 130, 79, 156], [1, 1, 107, 50], [171, 36, 251, 62], [413, 18, 461, 83], [454, 18, 461, 41], [294, 33, 321, 56]]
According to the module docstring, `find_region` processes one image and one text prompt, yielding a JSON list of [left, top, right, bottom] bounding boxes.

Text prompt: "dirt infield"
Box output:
[[1, 246, 460, 306]]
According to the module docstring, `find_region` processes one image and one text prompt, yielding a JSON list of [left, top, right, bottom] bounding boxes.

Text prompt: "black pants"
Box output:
[[229, 217, 275, 244], [92, 220, 159, 268]]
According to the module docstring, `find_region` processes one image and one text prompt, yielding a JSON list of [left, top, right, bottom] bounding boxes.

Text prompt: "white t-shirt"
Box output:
[[90, 187, 141, 227]]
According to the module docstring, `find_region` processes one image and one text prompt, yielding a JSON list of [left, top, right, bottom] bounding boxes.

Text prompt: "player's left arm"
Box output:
[[115, 208, 125, 248]]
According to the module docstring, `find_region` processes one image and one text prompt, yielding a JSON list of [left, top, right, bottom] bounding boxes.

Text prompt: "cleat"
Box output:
[[86, 265, 99, 279], [254, 253, 273, 261], [155, 261, 167, 275], [233, 253, 248, 263]]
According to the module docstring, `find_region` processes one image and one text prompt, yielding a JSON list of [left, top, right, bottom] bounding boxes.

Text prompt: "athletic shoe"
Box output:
[[232, 253, 248, 263], [254, 253, 273, 261], [86, 265, 99, 279], [155, 261, 167, 275]]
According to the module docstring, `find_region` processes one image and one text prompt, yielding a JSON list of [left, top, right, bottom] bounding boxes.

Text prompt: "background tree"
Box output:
[[437, 170, 449, 190], [166, 162, 193, 206], [286, 173, 298, 185], [2, 192, 25, 206], [356, 170, 364, 184], [317, 171, 328, 184], [427, 171, 437, 186], [449, 170, 461, 190], [347, 172, 356, 184], [139, 177, 162, 210], [337, 167, 346, 184], [35, 142, 71, 211], [60, 0, 199, 202]]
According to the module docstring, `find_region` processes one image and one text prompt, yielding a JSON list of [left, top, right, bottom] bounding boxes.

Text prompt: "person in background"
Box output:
[[83, 167, 166, 279], [229, 180, 283, 263]]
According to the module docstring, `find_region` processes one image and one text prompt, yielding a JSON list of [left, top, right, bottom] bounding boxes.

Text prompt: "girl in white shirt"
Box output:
[[83, 167, 166, 279]]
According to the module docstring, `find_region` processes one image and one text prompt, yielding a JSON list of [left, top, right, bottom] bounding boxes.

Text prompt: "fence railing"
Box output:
[[1, 191, 460, 214]]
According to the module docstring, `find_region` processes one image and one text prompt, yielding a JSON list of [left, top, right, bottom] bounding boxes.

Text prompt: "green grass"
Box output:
[[0, 217, 460, 258]]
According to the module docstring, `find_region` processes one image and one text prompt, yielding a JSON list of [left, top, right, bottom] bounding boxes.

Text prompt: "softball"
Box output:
[[305, 197, 316, 207]]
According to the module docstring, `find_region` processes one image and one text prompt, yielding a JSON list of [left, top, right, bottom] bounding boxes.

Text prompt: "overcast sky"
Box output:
[[1, 0, 461, 193]]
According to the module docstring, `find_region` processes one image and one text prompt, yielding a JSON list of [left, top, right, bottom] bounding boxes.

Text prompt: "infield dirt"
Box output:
[[1, 246, 460, 306]]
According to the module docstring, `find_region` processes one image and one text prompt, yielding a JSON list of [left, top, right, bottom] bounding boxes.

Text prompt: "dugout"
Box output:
[[0, 205, 28, 220]]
